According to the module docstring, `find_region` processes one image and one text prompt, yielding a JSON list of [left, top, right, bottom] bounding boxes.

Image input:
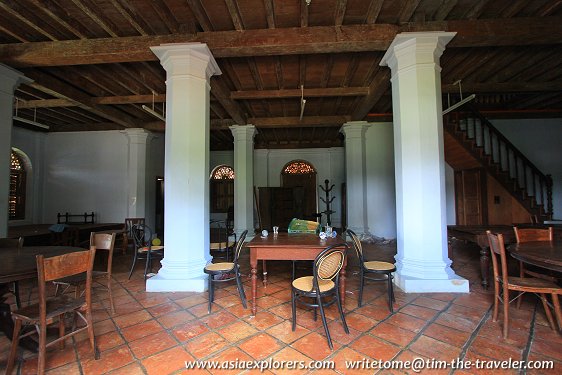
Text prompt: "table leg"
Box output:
[[479, 247, 490, 289], [262, 260, 268, 286], [251, 259, 258, 316]]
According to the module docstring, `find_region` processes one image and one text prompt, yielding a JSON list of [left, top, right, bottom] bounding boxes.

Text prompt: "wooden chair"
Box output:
[[486, 231, 561, 339], [127, 224, 164, 280], [291, 243, 349, 350], [204, 230, 248, 314], [6, 247, 99, 375], [514, 226, 555, 279], [347, 229, 396, 312], [123, 218, 145, 254], [0, 237, 24, 308], [53, 232, 117, 314]]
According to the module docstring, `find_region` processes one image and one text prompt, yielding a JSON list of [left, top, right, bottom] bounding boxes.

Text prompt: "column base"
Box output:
[[394, 272, 469, 293], [146, 273, 208, 292]]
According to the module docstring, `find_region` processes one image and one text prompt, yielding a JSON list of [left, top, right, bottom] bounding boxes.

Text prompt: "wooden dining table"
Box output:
[[0, 245, 86, 350], [509, 241, 562, 273], [245, 233, 347, 316]]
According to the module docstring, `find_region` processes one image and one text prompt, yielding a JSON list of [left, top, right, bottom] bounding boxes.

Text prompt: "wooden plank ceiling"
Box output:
[[1, 0, 561, 150]]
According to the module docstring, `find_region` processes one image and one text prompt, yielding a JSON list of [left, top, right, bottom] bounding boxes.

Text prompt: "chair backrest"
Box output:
[[36, 247, 96, 320], [132, 224, 152, 248], [125, 218, 145, 238], [232, 230, 248, 263], [346, 229, 364, 264], [313, 243, 348, 283], [90, 232, 116, 273], [0, 237, 23, 248], [486, 231, 509, 286], [514, 226, 553, 243]]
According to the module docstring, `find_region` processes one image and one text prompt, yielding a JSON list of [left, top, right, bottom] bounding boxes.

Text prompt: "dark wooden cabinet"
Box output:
[[455, 169, 487, 225]]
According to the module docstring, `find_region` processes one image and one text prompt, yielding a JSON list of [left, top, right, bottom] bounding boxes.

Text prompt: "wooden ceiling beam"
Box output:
[[365, 0, 384, 24], [3, 18, 562, 67], [246, 115, 351, 128], [23, 70, 136, 128], [210, 79, 246, 125], [231, 87, 369, 100], [264, 0, 276, 29], [334, 0, 347, 27], [16, 93, 167, 108]]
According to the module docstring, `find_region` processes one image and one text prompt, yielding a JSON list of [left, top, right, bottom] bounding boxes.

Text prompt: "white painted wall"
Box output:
[[365, 123, 397, 238], [146, 135, 165, 231], [43, 131, 129, 223], [492, 118, 562, 219]]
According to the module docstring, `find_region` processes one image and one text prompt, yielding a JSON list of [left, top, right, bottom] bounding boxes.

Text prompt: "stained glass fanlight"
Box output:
[[283, 160, 315, 174], [211, 165, 235, 179]]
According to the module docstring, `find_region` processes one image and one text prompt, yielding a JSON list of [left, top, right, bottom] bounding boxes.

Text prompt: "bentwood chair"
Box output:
[[204, 230, 248, 314], [128, 224, 164, 280], [6, 247, 99, 375], [291, 243, 349, 350], [0, 237, 24, 308], [54, 232, 117, 314], [123, 218, 145, 254], [486, 231, 561, 339], [347, 229, 396, 312]]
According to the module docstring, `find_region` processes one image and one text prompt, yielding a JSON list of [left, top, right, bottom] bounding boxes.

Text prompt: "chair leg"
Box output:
[[107, 277, 115, 314], [492, 280, 500, 322], [58, 313, 65, 350], [128, 251, 138, 279], [207, 275, 213, 314], [335, 288, 349, 334], [552, 293, 562, 330], [387, 272, 394, 313], [6, 318, 22, 375], [291, 290, 297, 331], [144, 252, 151, 280], [85, 308, 98, 359], [13, 281, 21, 309], [38, 320, 48, 375], [317, 294, 333, 350], [502, 287, 510, 339], [539, 293, 556, 331], [358, 269, 365, 307], [235, 273, 247, 309], [516, 261, 525, 309]]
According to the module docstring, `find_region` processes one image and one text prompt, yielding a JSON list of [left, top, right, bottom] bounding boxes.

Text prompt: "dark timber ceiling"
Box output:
[[1, 0, 561, 150]]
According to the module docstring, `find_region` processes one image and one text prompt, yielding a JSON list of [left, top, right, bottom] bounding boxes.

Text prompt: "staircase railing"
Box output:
[[445, 102, 553, 220]]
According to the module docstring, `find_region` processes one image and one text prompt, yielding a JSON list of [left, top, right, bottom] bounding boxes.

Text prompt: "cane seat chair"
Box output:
[[347, 229, 396, 312], [54, 232, 117, 314], [486, 231, 561, 339], [291, 243, 349, 350], [123, 218, 145, 254], [128, 224, 164, 280], [0, 237, 24, 308], [6, 247, 99, 375], [204, 230, 248, 314]]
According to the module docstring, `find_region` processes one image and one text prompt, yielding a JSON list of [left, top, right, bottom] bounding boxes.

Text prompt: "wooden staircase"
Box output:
[[444, 103, 553, 221]]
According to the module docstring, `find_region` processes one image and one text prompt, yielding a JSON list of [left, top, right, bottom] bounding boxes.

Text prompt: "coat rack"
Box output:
[[319, 179, 335, 226]]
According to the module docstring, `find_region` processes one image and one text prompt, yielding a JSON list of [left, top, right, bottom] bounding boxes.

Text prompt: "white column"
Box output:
[[230, 125, 256, 237], [122, 128, 150, 219], [341, 121, 371, 239], [0, 64, 32, 237], [380, 32, 468, 292], [147, 43, 221, 292]]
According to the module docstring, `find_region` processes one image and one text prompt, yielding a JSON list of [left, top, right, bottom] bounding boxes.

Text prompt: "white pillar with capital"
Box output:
[[230, 125, 256, 238], [122, 128, 150, 219], [341, 121, 372, 239], [380, 32, 468, 292], [0, 64, 32, 237], [147, 43, 221, 292]]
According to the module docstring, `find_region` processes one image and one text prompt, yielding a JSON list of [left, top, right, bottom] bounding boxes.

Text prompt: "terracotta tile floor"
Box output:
[[1, 239, 561, 374]]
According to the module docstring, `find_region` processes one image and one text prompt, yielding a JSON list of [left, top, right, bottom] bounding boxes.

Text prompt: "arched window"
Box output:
[[9, 150, 26, 220], [282, 160, 316, 175], [210, 165, 234, 213]]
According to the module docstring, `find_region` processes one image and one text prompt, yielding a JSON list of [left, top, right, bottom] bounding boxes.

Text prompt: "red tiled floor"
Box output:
[[2, 238, 562, 374]]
